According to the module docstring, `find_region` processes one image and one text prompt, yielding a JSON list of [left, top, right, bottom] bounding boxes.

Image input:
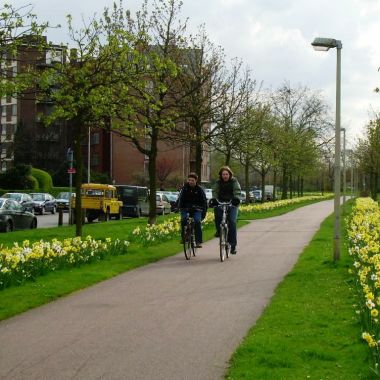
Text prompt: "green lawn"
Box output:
[[226, 201, 375, 379]]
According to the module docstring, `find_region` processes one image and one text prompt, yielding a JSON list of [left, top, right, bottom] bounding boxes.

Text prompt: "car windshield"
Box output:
[[3, 193, 21, 201], [31, 194, 45, 201], [57, 192, 71, 199]]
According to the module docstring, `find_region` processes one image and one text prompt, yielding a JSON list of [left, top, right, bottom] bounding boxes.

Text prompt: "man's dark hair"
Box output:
[[188, 172, 198, 181]]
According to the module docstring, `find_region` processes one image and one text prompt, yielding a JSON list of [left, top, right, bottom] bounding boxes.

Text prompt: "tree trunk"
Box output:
[[301, 177, 304, 196], [289, 173, 293, 199], [261, 169, 266, 204], [281, 165, 288, 199], [225, 149, 231, 166], [273, 170, 277, 201], [74, 120, 84, 237], [244, 159, 249, 202], [148, 131, 158, 225], [195, 140, 202, 180]]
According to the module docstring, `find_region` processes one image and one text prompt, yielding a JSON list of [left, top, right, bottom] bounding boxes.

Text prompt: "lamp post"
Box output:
[[341, 128, 346, 204], [311, 37, 342, 261]]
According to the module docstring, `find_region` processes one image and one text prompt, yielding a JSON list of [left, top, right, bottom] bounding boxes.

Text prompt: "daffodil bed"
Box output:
[[130, 194, 333, 246], [347, 197, 380, 374], [0, 236, 129, 290]]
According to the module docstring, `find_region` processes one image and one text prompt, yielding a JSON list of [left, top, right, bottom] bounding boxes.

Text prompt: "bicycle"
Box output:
[[181, 207, 199, 260], [214, 200, 232, 262]]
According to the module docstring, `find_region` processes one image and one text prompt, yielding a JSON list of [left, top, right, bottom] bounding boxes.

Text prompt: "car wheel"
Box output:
[[5, 221, 13, 232], [51, 206, 56, 215], [30, 219, 37, 229]]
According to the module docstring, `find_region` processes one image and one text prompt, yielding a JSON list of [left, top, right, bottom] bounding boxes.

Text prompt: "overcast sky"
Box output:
[[11, 0, 380, 146]]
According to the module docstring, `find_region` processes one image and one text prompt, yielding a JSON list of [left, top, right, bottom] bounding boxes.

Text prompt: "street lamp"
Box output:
[[311, 37, 342, 261], [341, 127, 346, 205]]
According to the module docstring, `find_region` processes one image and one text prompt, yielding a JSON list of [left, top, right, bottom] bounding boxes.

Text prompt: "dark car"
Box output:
[[115, 185, 150, 217], [0, 198, 37, 232], [30, 193, 57, 215], [162, 191, 179, 212], [1, 192, 34, 213], [55, 192, 74, 211]]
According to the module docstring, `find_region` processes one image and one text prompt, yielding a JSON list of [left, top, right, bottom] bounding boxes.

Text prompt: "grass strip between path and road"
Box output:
[[226, 201, 375, 380], [0, 197, 329, 321]]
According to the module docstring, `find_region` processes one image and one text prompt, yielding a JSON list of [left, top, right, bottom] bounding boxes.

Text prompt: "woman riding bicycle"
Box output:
[[177, 172, 208, 248], [210, 166, 241, 254]]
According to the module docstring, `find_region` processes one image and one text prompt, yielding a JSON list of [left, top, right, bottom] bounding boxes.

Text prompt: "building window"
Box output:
[[91, 154, 99, 166], [1, 106, 5, 116], [11, 104, 17, 116], [91, 132, 100, 145]]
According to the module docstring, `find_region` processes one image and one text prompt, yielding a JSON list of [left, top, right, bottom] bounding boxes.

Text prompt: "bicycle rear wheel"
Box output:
[[183, 225, 192, 260], [219, 224, 226, 262], [225, 226, 230, 258]]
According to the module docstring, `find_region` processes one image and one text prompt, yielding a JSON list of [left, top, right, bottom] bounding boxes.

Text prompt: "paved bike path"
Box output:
[[0, 200, 334, 380]]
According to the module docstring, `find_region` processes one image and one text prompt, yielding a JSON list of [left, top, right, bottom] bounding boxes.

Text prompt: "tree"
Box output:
[[156, 157, 178, 189], [270, 83, 331, 199], [111, 0, 187, 224], [39, 4, 137, 236], [211, 66, 257, 166], [0, 3, 51, 98], [355, 116, 380, 200]]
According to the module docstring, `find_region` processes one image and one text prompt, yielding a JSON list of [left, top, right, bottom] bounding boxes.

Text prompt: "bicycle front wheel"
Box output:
[[183, 225, 192, 260], [219, 224, 226, 262]]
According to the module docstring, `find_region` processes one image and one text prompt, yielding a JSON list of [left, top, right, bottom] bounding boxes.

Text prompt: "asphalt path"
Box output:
[[0, 199, 334, 380]]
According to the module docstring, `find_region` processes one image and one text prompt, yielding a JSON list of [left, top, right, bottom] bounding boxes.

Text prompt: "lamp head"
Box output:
[[311, 37, 342, 51]]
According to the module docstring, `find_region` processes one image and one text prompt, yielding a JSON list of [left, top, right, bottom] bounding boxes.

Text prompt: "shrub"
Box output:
[[0, 164, 34, 189], [31, 168, 53, 192]]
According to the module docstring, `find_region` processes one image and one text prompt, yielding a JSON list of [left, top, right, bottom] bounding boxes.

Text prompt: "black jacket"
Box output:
[[177, 183, 207, 211]]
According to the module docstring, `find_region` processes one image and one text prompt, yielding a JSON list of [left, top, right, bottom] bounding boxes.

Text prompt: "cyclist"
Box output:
[[210, 166, 241, 254], [177, 172, 208, 248]]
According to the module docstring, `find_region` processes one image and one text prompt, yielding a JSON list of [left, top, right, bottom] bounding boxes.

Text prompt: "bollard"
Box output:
[[58, 208, 63, 226]]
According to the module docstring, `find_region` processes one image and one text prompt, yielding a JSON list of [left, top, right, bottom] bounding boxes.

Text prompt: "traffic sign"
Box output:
[[67, 168, 76, 174]]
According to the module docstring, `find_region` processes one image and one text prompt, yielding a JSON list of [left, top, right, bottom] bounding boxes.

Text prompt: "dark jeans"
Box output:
[[180, 209, 202, 244], [214, 206, 238, 248]]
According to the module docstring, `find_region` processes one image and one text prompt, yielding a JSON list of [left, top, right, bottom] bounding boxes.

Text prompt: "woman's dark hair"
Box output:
[[188, 172, 198, 181], [218, 166, 233, 179]]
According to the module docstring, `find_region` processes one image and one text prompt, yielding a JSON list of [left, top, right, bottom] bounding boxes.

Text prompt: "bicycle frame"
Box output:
[[181, 208, 200, 260], [215, 200, 232, 262]]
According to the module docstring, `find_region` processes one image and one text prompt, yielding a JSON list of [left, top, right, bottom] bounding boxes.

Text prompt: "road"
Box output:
[[35, 210, 70, 228], [0, 200, 334, 380]]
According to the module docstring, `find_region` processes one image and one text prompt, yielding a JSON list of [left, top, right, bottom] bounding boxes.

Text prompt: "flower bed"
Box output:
[[131, 194, 331, 246], [0, 236, 129, 290], [347, 197, 380, 373]]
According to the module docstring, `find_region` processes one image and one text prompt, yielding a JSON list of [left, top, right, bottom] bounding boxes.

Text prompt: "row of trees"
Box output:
[[355, 115, 380, 200], [1, 1, 335, 235]]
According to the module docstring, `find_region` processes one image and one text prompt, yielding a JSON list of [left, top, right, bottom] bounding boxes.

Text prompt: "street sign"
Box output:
[[67, 168, 76, 174]]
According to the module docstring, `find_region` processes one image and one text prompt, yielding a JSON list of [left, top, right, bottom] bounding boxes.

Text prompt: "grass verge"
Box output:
[[226, 201, 374, 379]]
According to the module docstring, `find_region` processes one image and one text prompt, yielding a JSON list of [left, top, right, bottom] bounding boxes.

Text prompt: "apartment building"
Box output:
[[1, 37, 211, 187]]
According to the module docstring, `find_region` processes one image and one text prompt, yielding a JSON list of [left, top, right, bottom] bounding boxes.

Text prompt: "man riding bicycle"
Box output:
[[177, 172, 208, 248], [210, 166, 241, 254]]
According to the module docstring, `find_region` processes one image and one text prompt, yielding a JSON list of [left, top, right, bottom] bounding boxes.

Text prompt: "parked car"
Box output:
[[162, 191, 179, 212], [1, 192, 34, 213], [115, 185, 150, 217], [156, 192, 172, 215], [0, 198, 37, 232], [55, 192, 74, 211], [30, 193, 57, 215], [251, 190, 262, 202], [72, 183, 122, 222], [238, 191, 248, 204]]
